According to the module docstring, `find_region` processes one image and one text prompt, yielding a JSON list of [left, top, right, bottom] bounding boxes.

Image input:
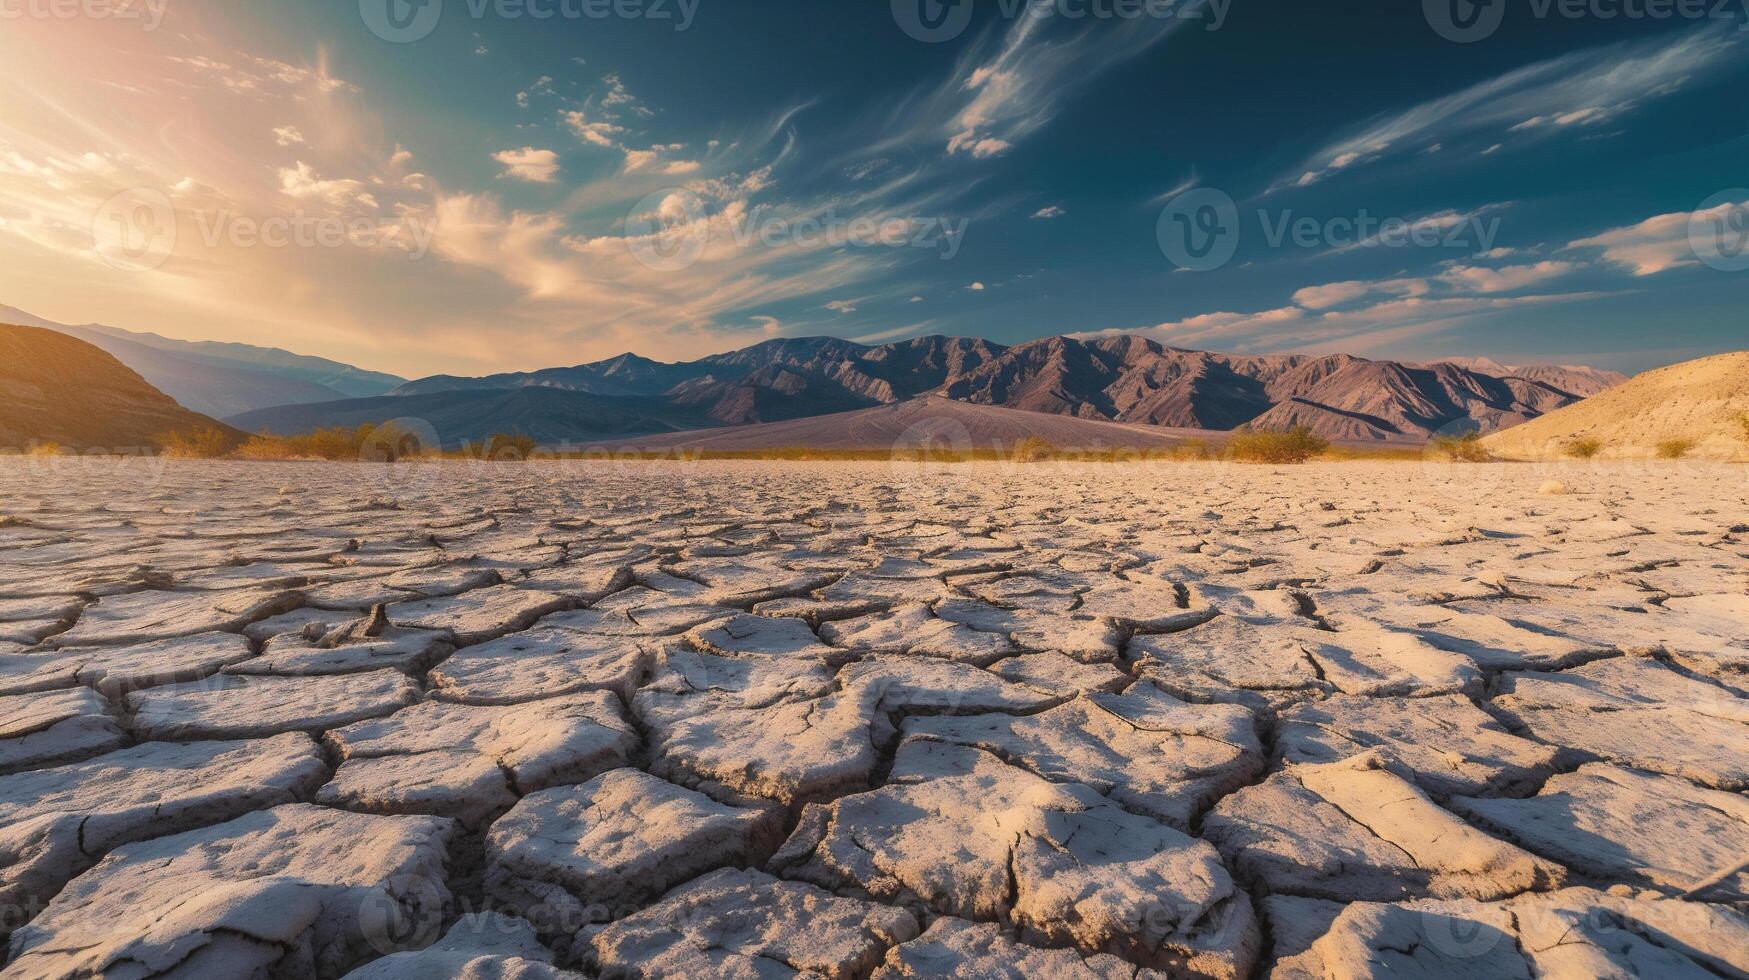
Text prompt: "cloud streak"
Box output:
[[1276, 26, 1741, 190]]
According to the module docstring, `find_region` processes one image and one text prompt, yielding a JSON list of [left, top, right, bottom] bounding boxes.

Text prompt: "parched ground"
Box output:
[[0, 458, 1746, 979]]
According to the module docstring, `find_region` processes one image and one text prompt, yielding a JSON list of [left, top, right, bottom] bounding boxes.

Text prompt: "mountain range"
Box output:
[[239, 334, 1621, 446], [0, 305, 405, 418], [5, 301, 1629, 447]]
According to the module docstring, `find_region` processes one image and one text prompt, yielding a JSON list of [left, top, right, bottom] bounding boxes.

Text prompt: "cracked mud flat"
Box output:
[[0, 458, 1746, 979]]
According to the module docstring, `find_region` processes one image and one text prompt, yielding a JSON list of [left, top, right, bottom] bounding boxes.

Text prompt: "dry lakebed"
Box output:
[[0, 458, 1745, 979]]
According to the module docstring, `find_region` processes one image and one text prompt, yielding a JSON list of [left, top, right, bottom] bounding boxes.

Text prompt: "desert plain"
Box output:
[[0, 457, 1745, 979]]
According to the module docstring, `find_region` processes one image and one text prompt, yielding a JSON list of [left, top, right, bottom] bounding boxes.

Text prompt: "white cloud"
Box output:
[[1571, 200, 1748, 276], [1031, 205, 1065, 220], [824, 299, 858, 313], [1277, 27, 1740, 190], [1436, 260, 1578, 294], [1292, 278, 1428, 311], [278, 161, 378, 208], [947, 132, 1013, 159], [563, 110, 626, 148], [967, 281, 985, 291], [273, 125, 306, 147], [492, 147, 560, 183]]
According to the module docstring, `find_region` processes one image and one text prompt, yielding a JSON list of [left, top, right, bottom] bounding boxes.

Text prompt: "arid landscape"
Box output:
[[1, 457, 1745, 978], [6, 2, 1749, 977]]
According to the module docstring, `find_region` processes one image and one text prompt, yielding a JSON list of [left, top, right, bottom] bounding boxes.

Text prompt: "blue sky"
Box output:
[[1, 0, 1745, 375]]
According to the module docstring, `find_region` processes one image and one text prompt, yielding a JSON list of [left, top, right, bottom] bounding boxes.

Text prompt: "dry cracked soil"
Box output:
[[0, 458, 1745, 979]]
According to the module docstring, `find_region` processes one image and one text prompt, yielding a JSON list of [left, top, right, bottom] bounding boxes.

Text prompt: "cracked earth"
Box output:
[[0, 459, 1746, 979]]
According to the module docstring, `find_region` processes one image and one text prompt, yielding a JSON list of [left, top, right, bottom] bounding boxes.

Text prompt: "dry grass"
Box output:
[[157, 426, 234, 459], [1226, 427, 1331, 464], [1566, 437, 1604, 460], [160, 424, 552, 463], [1656, 438, 1697, 460], [143, 423, 1442, 465], [27, 442, 63, 457], [1428, 431, 1494, 462]]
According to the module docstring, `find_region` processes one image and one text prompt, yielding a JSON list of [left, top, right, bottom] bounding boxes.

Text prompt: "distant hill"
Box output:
[[0, 305, 405, 418], [226, 386, 716, 449], [1484, 352, 1749, 460], [589, 395, 1215, 453], [385, 333, 1617, 444], [0, 324, 243, 451], [1422, 357, 1627, 398]]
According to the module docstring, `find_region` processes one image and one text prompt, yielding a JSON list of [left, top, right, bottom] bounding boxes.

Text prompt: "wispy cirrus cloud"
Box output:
[[1276, 25, 1741, 191], [865, 7, 1193, 164]]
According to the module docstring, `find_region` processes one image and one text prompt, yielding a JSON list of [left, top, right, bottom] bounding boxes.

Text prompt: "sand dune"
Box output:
[[1484, 352, 1749, 460]]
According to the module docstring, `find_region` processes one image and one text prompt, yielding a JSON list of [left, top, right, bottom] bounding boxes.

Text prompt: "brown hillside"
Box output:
[[0, 323, 244, 451]]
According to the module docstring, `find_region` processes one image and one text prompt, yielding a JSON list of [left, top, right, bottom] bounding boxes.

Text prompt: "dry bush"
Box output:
[[1226, 426, 1330, 464], [1429, 431, 1493, 462], [27, 442, 63, 457], [1739, 413, 1749, 441], [1012, 437, 1061, 462], [1566, 437, 1603, 460], [156, 427, 232, 459], [1175, 438, 1221, 461], [483, 433, 538, 461], [237, 424, 382, 461], [1656, 438, 1696, 460]]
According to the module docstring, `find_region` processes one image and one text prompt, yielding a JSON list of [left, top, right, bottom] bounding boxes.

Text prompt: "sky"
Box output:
[[0, 0, 1745, 378]]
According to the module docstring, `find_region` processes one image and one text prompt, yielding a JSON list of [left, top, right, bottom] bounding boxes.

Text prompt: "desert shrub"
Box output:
[[1739, 413, 1749, 441], [1429, 431, 1493, 462], [156, 426, 232, 459], [1012, 437, 1061, 462], [237, 424, 392, 461], [1656, 438, 1696, 460], [1566, 437, 1603, 460], [1226, 426, 1330, 464], [483, 433, 539, 461], [27, 442, 62, 457], [1175, 438, 1222, 461]]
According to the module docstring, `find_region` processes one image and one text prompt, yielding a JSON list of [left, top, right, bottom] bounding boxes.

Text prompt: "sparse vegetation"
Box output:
[[1429, 431, 1493, 462], [1226, 426, 1330, 464], [231, 421, 441, 462], [1175, 438, 1217, 461], [1656, 438, 1696, 460], [1011, 437, 1062, 462], [1566, 437, 1604, 460], [236, 425, 380, 461], [482, 433, 539, 461], [157, 426, 233, 459], [1739, 413, 1749, 441], [28, 442, 62, 457]]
